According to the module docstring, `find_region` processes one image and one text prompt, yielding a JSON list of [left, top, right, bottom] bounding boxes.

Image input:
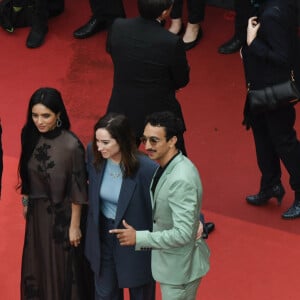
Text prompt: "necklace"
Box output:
[[107, 159, 122, 179], [109, 170, 122, 179]]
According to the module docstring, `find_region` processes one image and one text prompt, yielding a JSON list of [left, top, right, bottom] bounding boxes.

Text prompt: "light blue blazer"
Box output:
[[136, 152, 210, 285]]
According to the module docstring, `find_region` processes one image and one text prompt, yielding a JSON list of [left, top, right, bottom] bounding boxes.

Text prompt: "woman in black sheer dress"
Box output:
[[18, 87, 88, 299]]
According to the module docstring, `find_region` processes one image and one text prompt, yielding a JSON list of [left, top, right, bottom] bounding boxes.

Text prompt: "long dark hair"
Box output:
[[92, 113, 139, 177], [17, 87, 70, 193]]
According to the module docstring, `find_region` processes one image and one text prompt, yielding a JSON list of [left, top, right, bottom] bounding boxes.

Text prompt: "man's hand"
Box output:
[[109, 220, 136, 246], [196, 221, 204, 240]]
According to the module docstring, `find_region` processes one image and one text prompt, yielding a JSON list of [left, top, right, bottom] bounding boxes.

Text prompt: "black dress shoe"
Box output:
[[205, 222, 215, 234], [202, 222, 215, 239], [282, 201, 300, 219], [218, 36, 242, 54], [246, 184, 285, 206], [183, 27, 203, 51], [73, 17, 106, 39], [26, 27, 48, 48]]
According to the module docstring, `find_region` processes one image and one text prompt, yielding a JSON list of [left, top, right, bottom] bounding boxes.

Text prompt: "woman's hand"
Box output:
[[23, 206, 28, 219], [69, 203, 82, 247], [247, 16, 260, 46], [22, 195, 29, 219], [69, 226, 82, 247]]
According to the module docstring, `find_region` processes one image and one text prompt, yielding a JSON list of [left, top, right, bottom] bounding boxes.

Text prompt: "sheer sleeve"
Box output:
[[69, 139, 88, 205]]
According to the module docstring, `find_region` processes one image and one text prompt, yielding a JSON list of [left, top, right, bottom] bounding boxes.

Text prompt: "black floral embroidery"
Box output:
[[34, 143, 70, 249], [52, 203, 71, 250], [34, 143, 55, 182]]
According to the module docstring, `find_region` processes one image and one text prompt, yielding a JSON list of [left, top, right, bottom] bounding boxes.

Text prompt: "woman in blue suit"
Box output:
[[85, 113, 158, 300]]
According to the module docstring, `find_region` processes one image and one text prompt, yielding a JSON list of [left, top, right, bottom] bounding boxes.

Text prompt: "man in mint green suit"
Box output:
[[110, 111, 210, 300]]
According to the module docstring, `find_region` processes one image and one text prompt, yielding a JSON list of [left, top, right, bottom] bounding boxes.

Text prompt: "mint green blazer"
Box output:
[[136, 153, 210, 285]]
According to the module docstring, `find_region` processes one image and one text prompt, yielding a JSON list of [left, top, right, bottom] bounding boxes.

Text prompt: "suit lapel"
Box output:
[[93, 164, 105, 224], [114, 177, 137, 227], [152, 153, 183, 208]]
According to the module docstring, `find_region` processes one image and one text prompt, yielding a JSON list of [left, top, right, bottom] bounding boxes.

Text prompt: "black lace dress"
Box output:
[[20, 128, 88, 300]]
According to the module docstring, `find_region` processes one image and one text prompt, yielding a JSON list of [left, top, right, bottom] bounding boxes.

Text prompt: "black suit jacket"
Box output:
[[242, 0, 298, 90], [106, 17, 190, 138]]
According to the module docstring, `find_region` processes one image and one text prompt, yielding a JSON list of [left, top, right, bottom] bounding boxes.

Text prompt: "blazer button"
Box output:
[[153, 220, 156, 223]]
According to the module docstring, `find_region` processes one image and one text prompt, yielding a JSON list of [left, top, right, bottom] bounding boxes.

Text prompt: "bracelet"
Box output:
[[22, 196, 29, 207]]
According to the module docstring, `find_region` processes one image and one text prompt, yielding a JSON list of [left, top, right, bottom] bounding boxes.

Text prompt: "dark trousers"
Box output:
[[9, 0, 64, 28], [250, 105, 300, 192], [170, 0, 206, 23], [95, 215, 155, 300], [32, 0, 49, 28], [89, 0, 125, 25], [10, 0, 49, 28], [234, 0, 255, 42]]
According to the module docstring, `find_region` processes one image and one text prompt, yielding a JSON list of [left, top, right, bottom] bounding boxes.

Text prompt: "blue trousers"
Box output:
[[94, 215, 155, 300]]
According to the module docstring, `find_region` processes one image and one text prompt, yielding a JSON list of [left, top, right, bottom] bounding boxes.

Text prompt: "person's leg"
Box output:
[[234, 0, 253, 42], [128, 279, 155, 300], [266, 106, 300, 193], [170, 0, 183, 20], [218, 0, 253, 54], [250, 113, 282, 191], [160, 278, 201, 300], [94, 216, 123, 300], [264, 106, 300, 218], [187, 0, 205, 24], [73, 0, 125, 39], [91, 0, 125, 26], [246, 112, 284, 206], [94, 272, 123, 300], [169, 0, 184, 34], [182, 0, 205, 48], [26, 0, 49, 48]]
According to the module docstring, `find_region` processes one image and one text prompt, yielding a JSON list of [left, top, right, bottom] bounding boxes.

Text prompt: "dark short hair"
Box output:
[[145, 111, 184, 141], [93, 113, 139, 177], [138, 0, 174, 19]]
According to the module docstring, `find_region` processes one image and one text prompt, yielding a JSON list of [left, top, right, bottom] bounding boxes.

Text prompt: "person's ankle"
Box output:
[[169, 18, 182, 34]]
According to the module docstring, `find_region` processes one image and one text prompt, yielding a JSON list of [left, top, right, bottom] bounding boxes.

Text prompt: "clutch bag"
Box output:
[[248, 71, 300, 113]]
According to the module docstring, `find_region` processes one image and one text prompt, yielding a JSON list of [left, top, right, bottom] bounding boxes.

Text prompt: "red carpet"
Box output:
[[1, 1, 300, 299]]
